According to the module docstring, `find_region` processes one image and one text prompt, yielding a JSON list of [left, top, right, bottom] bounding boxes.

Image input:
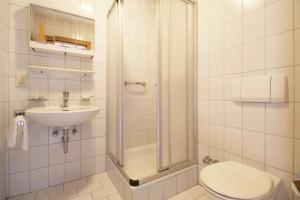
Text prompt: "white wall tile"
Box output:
[[93, 118, 106, 137], [198, 122, 209, 144], [10, 0, 29, 7], [198, 55, 209, 78], [243, 103, 265, 132], [209, 51, 224, 76], [94, 137, 106, 156], [225, 18, 242, 48], [9, 28, 28, 54], [9, 4, 28, 30], [224, 45, 242, 74], [66, 160, 81, 182], [94, 155, 105, 174], [49, 144, 65, 165], [30, 146, 48, 170], [8, 77, 28, 101], [266, 0, 293, 36], [209, 146, 224, 162], [223, 73, 242, 100], [243, 0, 264, 14], [66, 141, 81, 162], [209, 124, 224, 149], [243, 39, 266, 72], [29, 124, 48, 147], [266, 103, 294, 138], [209, 26, 224, 53], [198, 101, 209, 122], [29, 78, 48, 100], [209, 76, 224, 100], [243, 9, 265, 43], [198, 33, 209, 56], [209, 1, 225, 29], [176, 172, 188, 194], [66, 80, 80, 101], [149, 182, 163, 200], [30, 168, 48, 192], [198, 79, 209, 100], [225, 0, 242, 22], [224, 152, 242, 162], [243, 130, 265, 163], [8, 53, 28, 77], [224, 127, 242, 155], [266, 31, 294, 68], [266, 134, 293, 172], [133, 187, 149, 200], [94, 81, 106, 100], [209, 101, 224, 125], [198, 143, 209, 164], [198, 11, 210, 34], [49, 164, 65, 186], [8, 149, 29, 174], [81, 158, 94, 177], [9, 171, 29, 196], [81, 139, 95, 159], [225, 101, 242, 128], [243, 158, 265, 170], [163, 176, 177, 199]]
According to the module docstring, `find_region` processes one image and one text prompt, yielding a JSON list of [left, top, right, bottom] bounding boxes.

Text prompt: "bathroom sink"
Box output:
[[25, 106, 100, 128]]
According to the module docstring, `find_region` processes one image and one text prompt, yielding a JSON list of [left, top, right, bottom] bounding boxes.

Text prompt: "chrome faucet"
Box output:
[[62, 91, 69, 111]]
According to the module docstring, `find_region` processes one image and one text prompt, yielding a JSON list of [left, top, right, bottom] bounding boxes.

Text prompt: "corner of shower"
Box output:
[[106, 0, 198, 198]]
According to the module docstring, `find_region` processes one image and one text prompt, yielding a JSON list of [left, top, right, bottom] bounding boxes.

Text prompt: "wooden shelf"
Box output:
[[28, 65, 95, 79], [30, 41, 94, 58]]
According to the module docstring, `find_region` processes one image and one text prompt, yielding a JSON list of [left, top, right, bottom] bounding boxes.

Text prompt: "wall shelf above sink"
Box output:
[[30, 41, 95, 58], [28, 65, 95, 79]]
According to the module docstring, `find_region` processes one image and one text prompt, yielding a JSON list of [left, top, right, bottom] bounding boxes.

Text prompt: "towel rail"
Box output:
[[124, 81, 146, 87]]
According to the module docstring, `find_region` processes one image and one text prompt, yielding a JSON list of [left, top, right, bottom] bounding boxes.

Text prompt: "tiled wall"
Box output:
[[6, 0, 111, 197], [0, 0, 9, 199], [122, 0, 157, 149], [197, 0, 300, 199]]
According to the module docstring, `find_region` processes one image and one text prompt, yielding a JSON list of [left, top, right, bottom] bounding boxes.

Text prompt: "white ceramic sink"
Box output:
[[25, 106, 100, 128]]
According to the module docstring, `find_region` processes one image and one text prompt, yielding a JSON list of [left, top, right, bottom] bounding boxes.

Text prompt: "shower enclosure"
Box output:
[[107, 0, 197, 186]]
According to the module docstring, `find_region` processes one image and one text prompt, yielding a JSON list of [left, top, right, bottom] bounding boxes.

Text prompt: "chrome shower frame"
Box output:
[[106, 0, 198, 186]]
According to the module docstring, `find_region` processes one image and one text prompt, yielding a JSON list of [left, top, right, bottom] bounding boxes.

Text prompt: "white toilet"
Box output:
[[200, 161, 282, 200]]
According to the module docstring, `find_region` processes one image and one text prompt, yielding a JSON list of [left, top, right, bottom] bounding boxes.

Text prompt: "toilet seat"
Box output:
[[200, 161, 273, 200]]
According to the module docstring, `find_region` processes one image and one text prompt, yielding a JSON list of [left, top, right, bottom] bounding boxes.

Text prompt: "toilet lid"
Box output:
[[200, 161, 273, 200]]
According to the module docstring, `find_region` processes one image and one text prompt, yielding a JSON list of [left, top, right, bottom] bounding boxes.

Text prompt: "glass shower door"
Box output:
[[107, 1, 122, 165], [122, 0, 159, 180], [159, 0, 197, 170], [107, 0, 197, 185]]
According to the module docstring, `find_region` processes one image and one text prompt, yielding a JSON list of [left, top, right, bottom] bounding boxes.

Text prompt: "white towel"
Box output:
[[7, 115, 29, 151]]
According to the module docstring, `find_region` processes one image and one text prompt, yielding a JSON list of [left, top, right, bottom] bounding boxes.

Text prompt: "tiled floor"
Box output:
[[8, 173, 209, 200]]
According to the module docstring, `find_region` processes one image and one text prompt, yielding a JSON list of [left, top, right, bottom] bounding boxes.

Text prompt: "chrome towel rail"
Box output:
[[124, 81, 146, 87]]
